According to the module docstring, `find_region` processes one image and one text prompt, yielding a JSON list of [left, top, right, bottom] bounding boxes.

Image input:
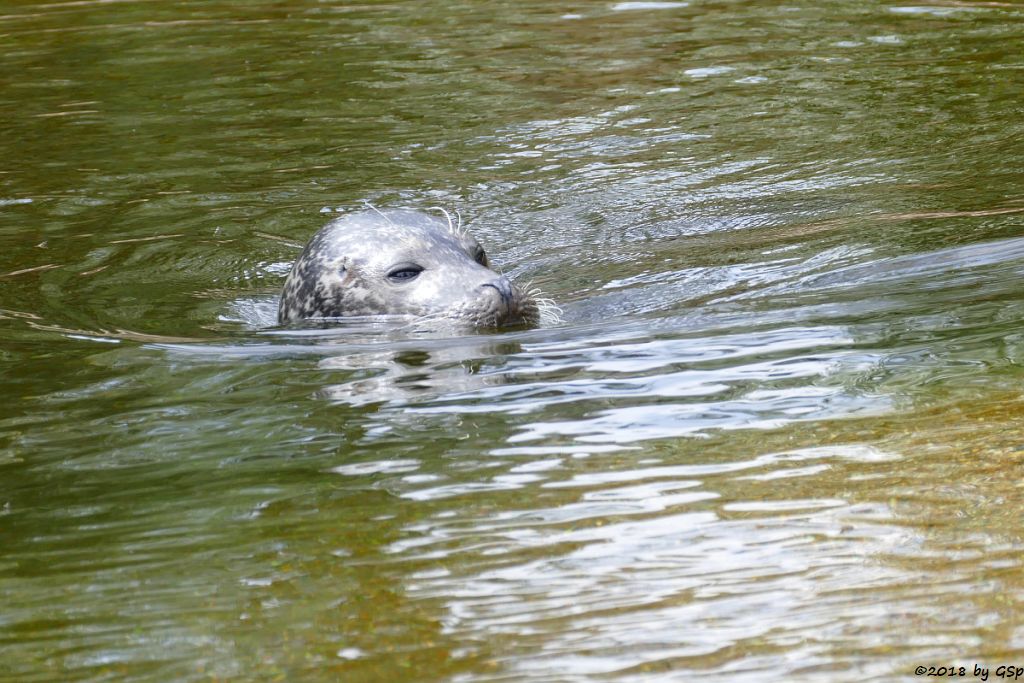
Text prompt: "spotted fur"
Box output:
[[278, 209, 539, 327]]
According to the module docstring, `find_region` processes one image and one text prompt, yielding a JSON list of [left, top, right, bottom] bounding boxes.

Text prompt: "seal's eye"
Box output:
[[474, 247, 488, 267], [387, 264, 423, 282]]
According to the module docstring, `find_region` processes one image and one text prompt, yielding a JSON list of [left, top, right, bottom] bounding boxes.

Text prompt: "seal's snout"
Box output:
[[478, 274, 536, 327], [481, 276, 515, 307]]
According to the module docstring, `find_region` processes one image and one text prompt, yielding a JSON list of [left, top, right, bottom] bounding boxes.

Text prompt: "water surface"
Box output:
[[3, 0, 1024, 680]]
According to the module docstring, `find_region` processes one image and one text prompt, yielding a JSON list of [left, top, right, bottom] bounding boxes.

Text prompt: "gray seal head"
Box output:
[[278, 209, 540, 328]]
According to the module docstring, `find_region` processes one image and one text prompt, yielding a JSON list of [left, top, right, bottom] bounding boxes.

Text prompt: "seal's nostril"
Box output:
[[482, 276, 515, 306]]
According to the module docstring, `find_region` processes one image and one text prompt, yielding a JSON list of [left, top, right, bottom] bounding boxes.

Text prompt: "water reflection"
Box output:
[[376, 442, 908, 679], [317, 338, 526, 407]]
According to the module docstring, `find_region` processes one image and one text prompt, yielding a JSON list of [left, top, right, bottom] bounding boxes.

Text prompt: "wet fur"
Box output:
[[279, 209, 544, 328]]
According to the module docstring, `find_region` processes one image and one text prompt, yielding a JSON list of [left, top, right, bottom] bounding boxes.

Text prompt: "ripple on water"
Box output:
[[386, 443, 917, 679], [4, 0, 1024, 679]]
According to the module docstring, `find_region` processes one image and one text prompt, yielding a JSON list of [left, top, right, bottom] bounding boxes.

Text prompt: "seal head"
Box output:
[[278, 209, 539, 328]]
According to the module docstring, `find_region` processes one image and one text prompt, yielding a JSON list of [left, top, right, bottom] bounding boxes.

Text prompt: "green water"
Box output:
[[3, 0, 1024, 681]]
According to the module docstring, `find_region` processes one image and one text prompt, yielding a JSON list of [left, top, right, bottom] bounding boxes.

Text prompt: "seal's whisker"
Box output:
[[364, 202, 396, 226], [454, 208, 463, 236], [518, 281, 562, 326], [536, 298, 564, 325], [426, 206, 455, 234], [399, 313, 445, 329], [539, 299, 561, 312], [526, 286, 546, 300], [534, 296, 560, 310]]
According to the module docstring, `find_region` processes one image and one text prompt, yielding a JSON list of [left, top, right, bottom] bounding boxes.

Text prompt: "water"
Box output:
[[3, 0, 1024, 680]]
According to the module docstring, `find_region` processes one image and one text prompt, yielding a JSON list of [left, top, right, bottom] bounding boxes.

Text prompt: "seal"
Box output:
[[278, 208, 541, 328]]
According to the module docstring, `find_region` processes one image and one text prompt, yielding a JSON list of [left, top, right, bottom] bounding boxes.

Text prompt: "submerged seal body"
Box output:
[[278, 209, 539, 327]]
